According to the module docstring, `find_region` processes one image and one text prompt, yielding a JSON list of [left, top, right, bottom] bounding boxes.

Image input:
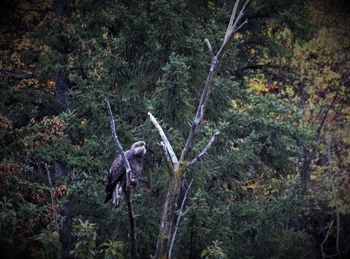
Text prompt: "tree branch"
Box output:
[[316, 90, 339, 142], [106, 100, 132, 187], [179, 0, 250, 163], [189, 131, 220, 166], [0, 69, 33, 80], [321, 220, 334, 259], [204, 38, 213, 58], [148, 112, 179, 165], [168, 179, 193, 259], [327, 141, 340, 255], [160, 141, 174, 176], [223, 0, 250, 48]]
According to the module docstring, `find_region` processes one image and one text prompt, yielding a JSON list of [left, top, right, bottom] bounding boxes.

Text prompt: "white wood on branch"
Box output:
[[160, 141, 174, 175], [148, 112, 179, 165], [106, 100, 132, 185], [219, 0, 249, 57], [204, 38, 213, 58], [189, 131, 220, 166], [224, 0, 241, 43]]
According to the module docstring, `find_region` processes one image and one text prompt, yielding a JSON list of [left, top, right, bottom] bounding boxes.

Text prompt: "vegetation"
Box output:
[[0, 0, 349, 258]]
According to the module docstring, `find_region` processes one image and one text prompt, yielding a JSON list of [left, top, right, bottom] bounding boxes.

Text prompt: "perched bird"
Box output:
[[105, 141, 146, 208]]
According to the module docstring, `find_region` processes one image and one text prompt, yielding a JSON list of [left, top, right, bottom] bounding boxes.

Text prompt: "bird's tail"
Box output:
[[111, 183, 124, 209]]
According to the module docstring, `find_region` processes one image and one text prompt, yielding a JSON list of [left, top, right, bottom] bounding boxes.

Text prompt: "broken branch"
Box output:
[[204, 38, 213, 57], [160, 141, 174, 175], [148, 112, 179, 165]]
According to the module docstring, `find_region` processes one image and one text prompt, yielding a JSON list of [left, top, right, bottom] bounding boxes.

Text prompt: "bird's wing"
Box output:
[[106, 154, 125, 193]]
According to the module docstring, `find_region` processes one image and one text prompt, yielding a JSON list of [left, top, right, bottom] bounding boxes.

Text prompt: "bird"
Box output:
[[105, 141, 146, 208]]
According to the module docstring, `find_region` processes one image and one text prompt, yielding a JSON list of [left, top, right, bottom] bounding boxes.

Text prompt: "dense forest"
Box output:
[[1, 0, 349, 258]]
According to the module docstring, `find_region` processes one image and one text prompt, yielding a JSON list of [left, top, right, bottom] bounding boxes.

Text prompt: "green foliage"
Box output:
[[154, 52, 193, 131], [34, 226, 61, 259], [201, 240, 227, 259], [99, 240, 124, 259], [0, 197, 17, 243], [70, 218, 98, 259]]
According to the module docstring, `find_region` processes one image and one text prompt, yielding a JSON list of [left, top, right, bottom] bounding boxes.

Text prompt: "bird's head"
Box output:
[[131, 141, 147, 157]]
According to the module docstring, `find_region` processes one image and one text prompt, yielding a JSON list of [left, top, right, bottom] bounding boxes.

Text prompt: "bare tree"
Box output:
[[148, 1, 250, 258]]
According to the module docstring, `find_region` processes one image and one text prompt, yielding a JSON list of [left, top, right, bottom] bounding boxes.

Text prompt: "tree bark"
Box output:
[[52, 1, 72, 258], [125, 190, 137, 259], [154, 167, 183, 259]]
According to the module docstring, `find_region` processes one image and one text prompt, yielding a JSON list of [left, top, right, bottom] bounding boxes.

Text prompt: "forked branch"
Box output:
[[180, 0, 250, 162], [150, 1, 251, 258]]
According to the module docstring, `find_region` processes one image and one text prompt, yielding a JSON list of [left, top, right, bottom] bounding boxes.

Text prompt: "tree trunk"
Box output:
[[53, 1, 72, 258], [149, 2, 251, 258], [125, 190, 137, 259], [154, 169, 182, 259]]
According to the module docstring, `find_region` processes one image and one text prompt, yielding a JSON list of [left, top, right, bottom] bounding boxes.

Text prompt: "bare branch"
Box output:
[[204, 38, 213, 57], [160, 141, 174, 175], [223, 0, 250, 46], [321, 220, 334, 259], [44, 163, 59, 233], [168, 179, 193, 259], [327, 141, 341, 255], [231, 0, 249, 31], [189, 131, 220, 166], [106, 100, 132, 187], [234, 19, 248, 33], [148, 112, 179, 165], [179, 1, 249, 163], [224, 0, 240, 43]]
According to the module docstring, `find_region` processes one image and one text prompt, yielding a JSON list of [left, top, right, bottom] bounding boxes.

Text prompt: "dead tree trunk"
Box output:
[[149, 1, 250, 258]]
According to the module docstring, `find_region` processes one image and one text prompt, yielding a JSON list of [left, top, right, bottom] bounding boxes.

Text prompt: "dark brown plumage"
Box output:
[[105, 141, 146, 206]]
